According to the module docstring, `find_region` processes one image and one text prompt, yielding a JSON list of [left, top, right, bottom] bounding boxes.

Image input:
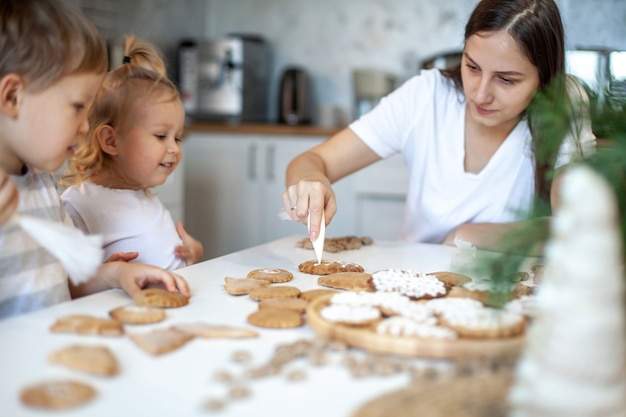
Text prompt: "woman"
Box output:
[[283, 0, 594, 251]]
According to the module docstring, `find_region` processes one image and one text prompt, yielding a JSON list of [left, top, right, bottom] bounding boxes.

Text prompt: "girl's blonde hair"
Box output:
[[62, 36, 181, 187]]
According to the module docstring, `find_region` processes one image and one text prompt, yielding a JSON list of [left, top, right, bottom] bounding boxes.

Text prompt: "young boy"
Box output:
[[0, 0, 190, 319]]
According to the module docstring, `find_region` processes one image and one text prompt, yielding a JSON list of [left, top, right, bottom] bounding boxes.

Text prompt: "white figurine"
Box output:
[[509, 165, 626, 416]]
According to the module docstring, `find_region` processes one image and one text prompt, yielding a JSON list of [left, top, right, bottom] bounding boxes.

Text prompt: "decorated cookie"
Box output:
[[129, 327, 194, 356], [20, 380, 96, 410], [247, 268, 293, 283], [298, 260, 365, 275], [50, 314, 124, 336]]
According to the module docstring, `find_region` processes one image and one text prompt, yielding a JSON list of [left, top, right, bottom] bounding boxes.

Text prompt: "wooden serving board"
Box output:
[[306, 294, 525, 359]]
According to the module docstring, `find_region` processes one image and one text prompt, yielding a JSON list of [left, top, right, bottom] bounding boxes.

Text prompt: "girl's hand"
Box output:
[[0, 169, 18, 227], [175, 221, 204, 266], [71, 261, 191, 299], [115, 262, 190, 297], [105, 251, 138, 263]]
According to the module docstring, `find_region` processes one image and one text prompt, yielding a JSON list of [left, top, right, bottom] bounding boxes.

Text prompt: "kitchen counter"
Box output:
[[0, 236, 457, 417], [185, 121, 344, 137]]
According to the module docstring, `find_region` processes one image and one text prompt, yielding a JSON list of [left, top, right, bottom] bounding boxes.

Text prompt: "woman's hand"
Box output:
[[0, 169, 18, 227], [174, 221, 204, 266], [283, 127, 382, 241], [282, 176, 336, 241]]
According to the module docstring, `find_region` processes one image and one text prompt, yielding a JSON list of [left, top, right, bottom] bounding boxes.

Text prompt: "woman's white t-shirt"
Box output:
[[349, 69, 592, 244]]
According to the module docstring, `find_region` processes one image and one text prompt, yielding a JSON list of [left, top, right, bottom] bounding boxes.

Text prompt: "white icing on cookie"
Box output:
[[320, 304, 381, 324], [440, 307, 525, 331], [371, 269, 447, 299], [377, 317, 457, 339]]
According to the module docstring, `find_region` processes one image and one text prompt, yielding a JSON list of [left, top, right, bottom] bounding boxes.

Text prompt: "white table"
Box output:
[[0, 236, 458, 417]]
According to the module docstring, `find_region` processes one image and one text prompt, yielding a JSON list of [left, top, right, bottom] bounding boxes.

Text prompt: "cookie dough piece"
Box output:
[[20, 380, 96, 410], [48, 344, 119, 376], [318, 272, 373, 291]]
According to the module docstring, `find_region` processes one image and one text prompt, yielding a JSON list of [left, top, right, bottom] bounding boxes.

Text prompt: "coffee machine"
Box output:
[[178, 34, 270, 122]]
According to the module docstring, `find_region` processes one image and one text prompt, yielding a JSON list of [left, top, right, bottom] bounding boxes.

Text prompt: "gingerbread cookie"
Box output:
[[296, 235, 374, 253], [224, 277, 271, 295], [318, 271, 373, 291], [258, 297, 309, 313], [247, 308, 304, 328], [298, 260, 365, 275], [129, 327, 194, 356], [48, 344, 118, 376], [248, 285, 301, 301], [376, 317, 458, 340], [428, 271, 472, 287], [109, 305, 166, 324], [20, 380, 96, 410], [50, 314, 124, 336], [247, 268, 293, 283], [173, 322, 259, 339], [299, 288, 339, 302], [370, 269, 448, 300], [132, 288, 189, 308], [437, 307, 526, 339]]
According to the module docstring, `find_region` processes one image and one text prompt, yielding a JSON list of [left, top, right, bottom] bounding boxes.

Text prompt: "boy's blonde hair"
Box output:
[[63, 36, 181, 187], [0, 0, 108, 92]]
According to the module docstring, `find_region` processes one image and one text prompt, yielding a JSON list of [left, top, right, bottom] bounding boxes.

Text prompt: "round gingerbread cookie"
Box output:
[[299, 288, 339, 302], [258, 297, 309, 313], [437, 307, 526, 339], [248, 285, 301, 301], [298, 260, 365, 275], [247, 268, 293, 283], [247, 308, 304, 328]]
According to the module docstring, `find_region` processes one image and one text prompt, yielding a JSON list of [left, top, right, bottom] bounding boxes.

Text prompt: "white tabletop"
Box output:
[[0, 236, 458, 417]]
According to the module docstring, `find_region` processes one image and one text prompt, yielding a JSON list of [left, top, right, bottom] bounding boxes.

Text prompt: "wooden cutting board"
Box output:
[[306, 294, 525, 359]]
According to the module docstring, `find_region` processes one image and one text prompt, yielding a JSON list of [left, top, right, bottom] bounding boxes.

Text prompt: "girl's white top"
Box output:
[[62, 181, 185, 271]]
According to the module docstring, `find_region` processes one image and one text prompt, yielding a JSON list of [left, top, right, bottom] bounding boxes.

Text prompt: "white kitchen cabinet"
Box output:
[[183, 132, 408, 260]]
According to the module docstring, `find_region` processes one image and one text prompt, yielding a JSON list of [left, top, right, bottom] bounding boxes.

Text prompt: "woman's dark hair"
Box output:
[[442, 0, 567, 201]]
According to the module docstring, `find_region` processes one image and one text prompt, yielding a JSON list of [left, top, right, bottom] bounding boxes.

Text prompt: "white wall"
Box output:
[[108, 0, 626, 122], [205, 0, 626, 122]]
